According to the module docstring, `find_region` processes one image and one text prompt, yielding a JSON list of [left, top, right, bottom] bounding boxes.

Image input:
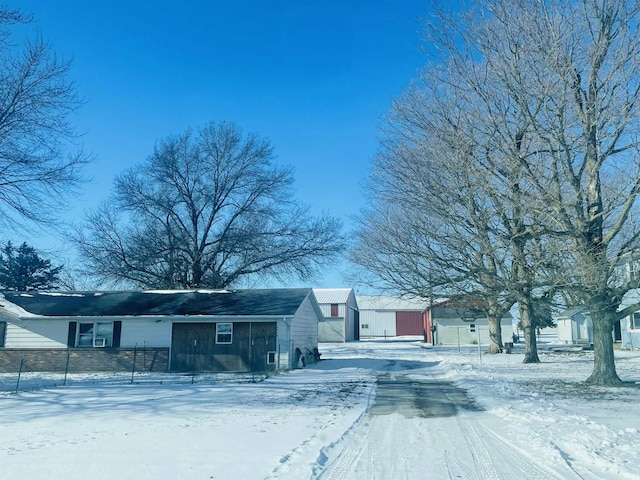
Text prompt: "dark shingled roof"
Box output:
[[1, 289, 313, 317]]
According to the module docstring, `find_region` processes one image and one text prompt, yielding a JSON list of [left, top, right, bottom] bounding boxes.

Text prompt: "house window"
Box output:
[[267, 351, 276, 364], [361, 324, 369, 329], [77, 322, 113, 347], [0, 321, 5, 347], [331, 304, 339, 317], [631, 313, 640, 330], [469, 323, 476, 333], [216, 323, 233, 344]]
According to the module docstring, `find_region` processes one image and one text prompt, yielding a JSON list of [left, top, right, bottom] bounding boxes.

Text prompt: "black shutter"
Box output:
[[67, 322, 77, 347], [0, 321, 6, 347], [112, 321, 122, 348]]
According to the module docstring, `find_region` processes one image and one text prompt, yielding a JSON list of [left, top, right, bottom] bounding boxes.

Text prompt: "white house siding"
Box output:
[[318, 318, 346, 342], [317, 303, 347, 342], [435, 318, 513, 346], [289, 294, 320, 368], [276, 318, 291, 370], [620, 289, 640, 349], [622, 317, 640, 350], [4, 320, 67, 349], [313, 289, 359, 342], [358, 309, 397, 338], [318, 303, 346, 318]]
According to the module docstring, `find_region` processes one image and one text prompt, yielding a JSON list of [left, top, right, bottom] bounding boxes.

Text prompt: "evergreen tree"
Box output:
[[0, 242, 62, 291]]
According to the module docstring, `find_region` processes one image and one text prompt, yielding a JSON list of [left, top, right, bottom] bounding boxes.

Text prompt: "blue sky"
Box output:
[[16, 0, 430, 288]]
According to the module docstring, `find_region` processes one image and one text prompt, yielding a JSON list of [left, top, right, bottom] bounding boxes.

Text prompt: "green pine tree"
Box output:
[[0, 241, 62, 291]]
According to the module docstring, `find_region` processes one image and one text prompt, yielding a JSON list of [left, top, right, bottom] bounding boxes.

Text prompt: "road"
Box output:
[[316, 359, 587, 480]]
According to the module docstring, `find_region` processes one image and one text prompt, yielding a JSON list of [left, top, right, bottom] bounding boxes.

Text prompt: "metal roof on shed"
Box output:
[[356, 295, 431, 311], [312, 288, 354, 305], [0, 289, 313, 318]]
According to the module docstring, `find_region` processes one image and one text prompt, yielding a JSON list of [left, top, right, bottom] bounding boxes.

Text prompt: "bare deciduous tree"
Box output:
[[357, 0, 640, 384], [518, 0, 640, 385], [0, 7, 87, 228], [75, 122, 345, 289]]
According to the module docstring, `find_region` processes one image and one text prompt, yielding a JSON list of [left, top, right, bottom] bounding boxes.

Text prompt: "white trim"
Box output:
[[215, 322, 233, 344]]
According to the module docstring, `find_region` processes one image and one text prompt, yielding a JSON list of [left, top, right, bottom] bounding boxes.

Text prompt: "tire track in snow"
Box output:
[[453, 404, 581, 480], [453, 409, 501, 480], [314, 411, 372, 480]]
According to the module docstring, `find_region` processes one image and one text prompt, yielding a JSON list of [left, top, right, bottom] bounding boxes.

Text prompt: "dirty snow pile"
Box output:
[[0, 337, 638, 479]]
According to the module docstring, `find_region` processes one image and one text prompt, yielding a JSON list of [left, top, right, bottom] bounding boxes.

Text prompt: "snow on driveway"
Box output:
[[1, 338, 639, 479]]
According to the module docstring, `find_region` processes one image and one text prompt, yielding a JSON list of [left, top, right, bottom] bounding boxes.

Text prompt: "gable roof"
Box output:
[[356, 295, 430, 311], [312, 288, 354, 305], [0, 289, 314, 318], [557, 305, 589, 318], [431, 306, 513, 320]]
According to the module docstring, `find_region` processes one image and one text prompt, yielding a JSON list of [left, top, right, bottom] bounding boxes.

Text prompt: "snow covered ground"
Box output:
[[1, 337, 639, 479]]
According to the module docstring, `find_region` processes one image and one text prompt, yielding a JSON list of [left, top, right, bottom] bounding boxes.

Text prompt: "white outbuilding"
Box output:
[[312, 288, 359, 342]]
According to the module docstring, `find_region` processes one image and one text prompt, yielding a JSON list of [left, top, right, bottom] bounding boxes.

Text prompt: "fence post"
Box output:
[[191, 339, 197, 384], [15, 353, 24, 393], [130, 343, 137, 384], [63, 348, 71, 386]]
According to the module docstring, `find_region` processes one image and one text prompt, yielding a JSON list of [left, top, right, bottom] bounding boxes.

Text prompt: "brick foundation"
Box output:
[[0, 348, 170, 373]]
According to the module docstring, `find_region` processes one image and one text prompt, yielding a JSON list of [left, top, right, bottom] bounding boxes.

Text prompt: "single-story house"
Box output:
[[619, 289, 640, 350], [556, 306, 593, 345], [312, 288, 359, 342], [427, 299, 513, 346], [554, 304, 629, 347], [356, 295, 429, 339], [0, 288, 322, 373]]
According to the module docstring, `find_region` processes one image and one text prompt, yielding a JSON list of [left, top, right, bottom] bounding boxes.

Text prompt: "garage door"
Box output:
[[395, 311, 424, 336]]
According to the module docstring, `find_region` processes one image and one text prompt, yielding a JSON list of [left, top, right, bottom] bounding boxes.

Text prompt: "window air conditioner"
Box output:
[[93, 337, 107, 347]]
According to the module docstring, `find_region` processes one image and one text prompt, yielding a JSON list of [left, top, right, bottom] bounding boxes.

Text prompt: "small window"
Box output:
[[632, 313, 640, 330], [267, 351, 276, 364], [361, 324, 369, 329], [331, 304, 339, 317], [216, 323, 233, 344], [469, 323, 476, 333], [77, 322, 114, 347], [78, 323, 94, 346]]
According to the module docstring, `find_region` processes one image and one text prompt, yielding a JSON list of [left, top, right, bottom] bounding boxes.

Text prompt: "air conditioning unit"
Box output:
[[93, 337, 107, 347]]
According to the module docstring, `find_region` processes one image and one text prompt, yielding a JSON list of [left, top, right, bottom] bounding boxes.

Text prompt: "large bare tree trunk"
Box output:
[[486, 302, 505, 354], [586, 303, 622, 385], [518, 297, 540, 364]]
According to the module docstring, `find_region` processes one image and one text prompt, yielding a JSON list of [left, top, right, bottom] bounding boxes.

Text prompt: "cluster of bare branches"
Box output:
[[75, 122, 345, 289], [0, 6, 88, 229], [354, 0, 640, 384]]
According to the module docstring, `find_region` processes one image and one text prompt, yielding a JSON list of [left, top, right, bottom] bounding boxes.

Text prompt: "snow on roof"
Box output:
[[557, 305, 589, 318], [0, 294, 41, 318], [1, 289, 313, 318], [312, 288, 354, 305], [356, 295, 431, 311], [40, 292, 85, 297]]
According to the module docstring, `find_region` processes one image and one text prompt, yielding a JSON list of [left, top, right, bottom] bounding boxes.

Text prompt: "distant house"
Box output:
[[619, 289, 640, 350], [556, 306, 593, 345], [356, 295, 429, 339], [312, 288, 359, 342], [426, 298, 513, 346], [0, 289, 322, 373]]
